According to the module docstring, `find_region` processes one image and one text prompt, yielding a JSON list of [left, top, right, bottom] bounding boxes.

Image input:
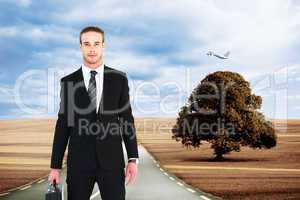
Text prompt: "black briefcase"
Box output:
[[45, 180, 62, 200]]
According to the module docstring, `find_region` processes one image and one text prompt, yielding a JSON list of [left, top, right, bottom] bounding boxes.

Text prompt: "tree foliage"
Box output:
[[172, 71, 277, 160]]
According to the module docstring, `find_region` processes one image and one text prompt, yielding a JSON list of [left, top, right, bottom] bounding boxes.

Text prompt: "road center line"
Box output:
[[177, 182, 184, 186], [187, 188, 195, 193], [200, 195, 212, 200], [37, 179, 45, 184], [0, 192, 10, 196], [19, 185, 31, 191]]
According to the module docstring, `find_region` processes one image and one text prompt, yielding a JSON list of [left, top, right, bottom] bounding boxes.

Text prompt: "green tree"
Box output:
[[172, 71, 277, 160]]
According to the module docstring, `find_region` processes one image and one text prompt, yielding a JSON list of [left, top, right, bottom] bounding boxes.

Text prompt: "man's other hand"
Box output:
[[125, 162, 138, 185]]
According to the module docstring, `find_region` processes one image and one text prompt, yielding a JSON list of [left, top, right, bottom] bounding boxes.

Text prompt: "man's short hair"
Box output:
[[79, 26, 105, 44]]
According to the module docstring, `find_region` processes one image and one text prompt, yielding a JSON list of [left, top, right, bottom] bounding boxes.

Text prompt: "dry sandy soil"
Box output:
[[0, 118, 300, 200], [138, 118, 300, 200], [0, 119, 61, 192]]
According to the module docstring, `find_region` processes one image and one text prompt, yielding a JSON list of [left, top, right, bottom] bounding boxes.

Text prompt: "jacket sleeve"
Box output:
[[118, 74, 139, 159], [50, 79, 70, 169]]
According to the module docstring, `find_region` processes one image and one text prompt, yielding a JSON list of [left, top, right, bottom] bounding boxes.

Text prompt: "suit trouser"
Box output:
[[66, 165, 125, 200]]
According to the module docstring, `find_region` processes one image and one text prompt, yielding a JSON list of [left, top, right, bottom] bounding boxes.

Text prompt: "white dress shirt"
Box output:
[[81, 63, 138, 164], [81, 63, 104, 113]]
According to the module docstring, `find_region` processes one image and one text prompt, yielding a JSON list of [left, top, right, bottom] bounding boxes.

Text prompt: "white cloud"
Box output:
[[31, 47, 82, 69], [0, 84, 15, 104], [3, 0, 32, 7], [1, 0, 300, 119], [0, 24, 78, 44], [0, 67, 70, 118], [0, 26, 18, 37], [49, 0, 300, 77], [18, 0, 31, 7]]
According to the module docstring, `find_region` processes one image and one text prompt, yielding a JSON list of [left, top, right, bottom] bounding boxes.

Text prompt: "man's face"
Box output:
[[80, 31, 104, 66]]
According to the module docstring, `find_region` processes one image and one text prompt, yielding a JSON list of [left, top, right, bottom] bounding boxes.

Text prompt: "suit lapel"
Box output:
[[73, 67, 91, 110]]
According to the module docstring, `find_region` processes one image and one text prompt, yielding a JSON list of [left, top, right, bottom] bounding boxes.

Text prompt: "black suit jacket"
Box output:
[[50, 65, 138, 172]]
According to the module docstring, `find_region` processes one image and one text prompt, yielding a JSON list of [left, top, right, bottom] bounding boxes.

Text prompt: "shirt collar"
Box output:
[[82, 62, 104, 75]]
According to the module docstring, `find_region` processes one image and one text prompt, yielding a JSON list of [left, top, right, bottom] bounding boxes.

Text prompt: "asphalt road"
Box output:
[[0, 145, 221, 200]]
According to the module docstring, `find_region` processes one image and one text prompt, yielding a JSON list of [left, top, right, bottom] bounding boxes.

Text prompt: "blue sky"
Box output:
[[0, 0, 300, 119]]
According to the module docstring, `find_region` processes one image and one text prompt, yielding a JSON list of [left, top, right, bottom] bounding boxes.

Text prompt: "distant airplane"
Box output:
[[207, 51, 230, 59]]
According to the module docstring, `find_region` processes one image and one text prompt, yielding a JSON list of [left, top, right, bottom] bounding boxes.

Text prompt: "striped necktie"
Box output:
[[88, 70, 97, 111]]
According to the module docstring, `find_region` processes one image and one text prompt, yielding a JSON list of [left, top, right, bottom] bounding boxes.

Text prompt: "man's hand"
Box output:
[[48, 169, 61, 184], [125, 162, 138, 185]]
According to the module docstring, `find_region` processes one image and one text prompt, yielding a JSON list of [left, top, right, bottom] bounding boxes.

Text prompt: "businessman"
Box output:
[[48, 26, 139, 200]]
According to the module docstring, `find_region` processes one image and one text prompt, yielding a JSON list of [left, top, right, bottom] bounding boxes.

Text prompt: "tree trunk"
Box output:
[[214, 152, 224, 161]]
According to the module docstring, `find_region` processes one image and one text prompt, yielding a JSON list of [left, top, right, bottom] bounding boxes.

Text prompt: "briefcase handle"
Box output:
[[47, 179, 60, 193], [46, 179, 63, 200]]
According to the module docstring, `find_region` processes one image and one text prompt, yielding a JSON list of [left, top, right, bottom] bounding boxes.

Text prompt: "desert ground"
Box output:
[[0, 119, 57, 193], [0, 118, 300, 200], [138, 118, 300, 200]]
